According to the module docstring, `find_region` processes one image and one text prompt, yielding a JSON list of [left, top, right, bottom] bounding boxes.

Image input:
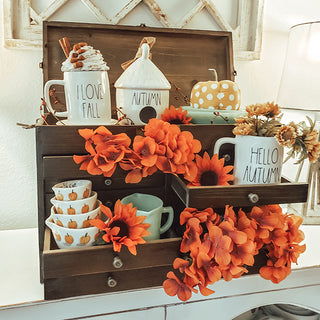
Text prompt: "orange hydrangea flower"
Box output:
[[163, 205, 305, 302], [163, 271, 198, 301], [180, 207, 214, 225], [180, 217, 202, 253], [220, 262, 248, 281], [144, 118, 172, 144], [285, 214, 305, 243], [191, 238, 222, 286], [220, 206, 255, 268], [90, 200, 150, 255], [74, 126, 133, 178], [237, 209, 257, 241], [207, 225, 232, 266], [161, 105, 192, 124], [250, 205, 284, 231], [73, 154, 99, 175], [259, 259, 291, 284], [188, 152, 233, 186], [78, 128, 96, 154], [143, 119, 201, 181], [133, 136, 158, 167], [92, 126, 131, 149]]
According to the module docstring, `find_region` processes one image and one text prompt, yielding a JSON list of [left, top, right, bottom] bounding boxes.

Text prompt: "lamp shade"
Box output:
[[277, 21, 320, 110]]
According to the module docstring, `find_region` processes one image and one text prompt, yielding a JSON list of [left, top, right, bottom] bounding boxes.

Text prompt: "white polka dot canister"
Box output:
[[114, 43, 171, 125]]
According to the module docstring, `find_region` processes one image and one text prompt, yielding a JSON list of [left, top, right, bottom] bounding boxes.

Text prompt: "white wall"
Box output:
[[0, 2, 43, 230], [0, 2, 302, 230]]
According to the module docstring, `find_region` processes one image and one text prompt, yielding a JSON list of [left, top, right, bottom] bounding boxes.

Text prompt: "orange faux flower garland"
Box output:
[[73, 118, 203, 184], [163, 204, 305, 302]]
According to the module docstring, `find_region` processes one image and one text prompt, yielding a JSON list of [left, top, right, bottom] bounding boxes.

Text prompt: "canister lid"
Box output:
[[114, 43, 171, 90]]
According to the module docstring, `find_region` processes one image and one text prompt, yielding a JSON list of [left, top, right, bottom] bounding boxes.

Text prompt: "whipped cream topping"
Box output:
[[61, 45, 109, 72]]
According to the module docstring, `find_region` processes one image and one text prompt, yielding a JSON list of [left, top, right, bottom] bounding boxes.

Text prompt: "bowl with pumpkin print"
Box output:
[[50, 200, 101, 229], [52, 179, 92, 201], [45, 216, 100, 249], [50, 191, 98, 215]]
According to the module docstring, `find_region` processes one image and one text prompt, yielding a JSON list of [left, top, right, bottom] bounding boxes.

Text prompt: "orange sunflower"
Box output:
[[161, 105, 192, 124], [188, 152, 233, 186], [90, 200, 150, 255]]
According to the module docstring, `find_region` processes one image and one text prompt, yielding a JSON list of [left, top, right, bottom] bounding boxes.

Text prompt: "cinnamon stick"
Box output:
[[59, 37, 72, 58]]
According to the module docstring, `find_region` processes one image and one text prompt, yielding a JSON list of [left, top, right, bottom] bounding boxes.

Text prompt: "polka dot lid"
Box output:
[[190, 80, 241, 110]]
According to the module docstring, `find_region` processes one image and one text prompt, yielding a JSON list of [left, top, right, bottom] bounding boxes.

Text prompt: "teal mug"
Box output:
[[121, 193, 174, 241]]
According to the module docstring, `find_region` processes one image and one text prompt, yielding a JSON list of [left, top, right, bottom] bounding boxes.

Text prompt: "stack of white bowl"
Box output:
[[45, 179, 101, 249]]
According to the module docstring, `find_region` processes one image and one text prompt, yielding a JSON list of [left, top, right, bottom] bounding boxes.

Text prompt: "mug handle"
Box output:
[[214, 137, 236, 155], [44, 79, 68, 117], [160, 206, 174, 234]]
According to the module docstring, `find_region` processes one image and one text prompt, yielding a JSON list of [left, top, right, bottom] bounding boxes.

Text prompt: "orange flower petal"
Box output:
[[73, 154, 90, 164], [89, 218, 107, 230], [78, 128, 94, 140], [163, 278, 179, 297], [177, 285, 193, 302], [125, 169, 143, 184], [94, 126, 112, 136], [198, 283, 215, 296], [100, 204, 113, 219]]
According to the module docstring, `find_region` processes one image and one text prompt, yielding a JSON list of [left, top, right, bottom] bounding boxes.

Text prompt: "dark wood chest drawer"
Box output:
[[44, 265, 173, 300]]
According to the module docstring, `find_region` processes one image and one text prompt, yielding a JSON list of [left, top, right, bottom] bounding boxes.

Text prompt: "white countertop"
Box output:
[[0, 226, 319, 316]]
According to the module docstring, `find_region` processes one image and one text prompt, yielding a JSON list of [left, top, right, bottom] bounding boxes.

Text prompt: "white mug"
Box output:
[[214, 135, 284, 185], [44, 71, 112, 125], [121, 193, 174, 241]]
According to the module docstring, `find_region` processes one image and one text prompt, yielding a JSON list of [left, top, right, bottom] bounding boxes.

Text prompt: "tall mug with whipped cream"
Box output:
[[44, 43, 113, 125]]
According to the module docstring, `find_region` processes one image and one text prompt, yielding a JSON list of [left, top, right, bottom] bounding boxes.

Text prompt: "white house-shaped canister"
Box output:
[[115, 43, 171, 125]]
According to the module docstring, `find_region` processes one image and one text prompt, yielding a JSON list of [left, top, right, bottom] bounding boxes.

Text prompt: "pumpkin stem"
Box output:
[[208, 68, 218, 81]]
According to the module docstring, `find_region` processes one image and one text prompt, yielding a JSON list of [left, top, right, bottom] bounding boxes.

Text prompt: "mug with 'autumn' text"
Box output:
[[214, 135, 284, 185]]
